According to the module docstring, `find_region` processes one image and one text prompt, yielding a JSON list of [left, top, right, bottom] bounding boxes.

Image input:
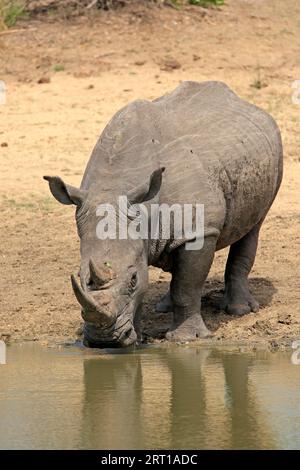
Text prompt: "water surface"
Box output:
[[0, 343, 299, 449]]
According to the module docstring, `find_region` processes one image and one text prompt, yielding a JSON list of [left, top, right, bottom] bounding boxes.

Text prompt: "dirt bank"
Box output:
[[0, 0, 299, 349]]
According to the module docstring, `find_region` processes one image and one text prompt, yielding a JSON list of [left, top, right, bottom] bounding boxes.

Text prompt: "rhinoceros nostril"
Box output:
[[119, 326, 137, 347], [124, 327, 132, 338]]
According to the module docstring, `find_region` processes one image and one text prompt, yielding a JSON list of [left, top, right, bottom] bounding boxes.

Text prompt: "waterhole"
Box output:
[[0, 343, 299, 449]]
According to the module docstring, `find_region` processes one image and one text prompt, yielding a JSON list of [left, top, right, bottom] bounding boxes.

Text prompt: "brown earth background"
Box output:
[[0, 0, 299, 349]]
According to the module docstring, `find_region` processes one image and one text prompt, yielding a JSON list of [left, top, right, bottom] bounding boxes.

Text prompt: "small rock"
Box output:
[[1, 142, 8, 147], [193, 54, 201, 61], [161, 57, 182, 72], [37, 77, 51, 84], [278, 313, 292, 325], [134, 60, 146, 66], [0, 333, 11, 342]]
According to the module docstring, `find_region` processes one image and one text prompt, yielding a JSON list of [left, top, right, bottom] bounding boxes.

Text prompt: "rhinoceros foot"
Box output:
[[220, 282, 260, 316], [166, 313, 212, 342]]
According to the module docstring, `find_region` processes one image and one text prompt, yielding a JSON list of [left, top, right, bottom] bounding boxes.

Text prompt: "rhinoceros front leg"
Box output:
[[220, 223, 261, 316], [156, 290, 173, 313], [165, 236, 217, 342]]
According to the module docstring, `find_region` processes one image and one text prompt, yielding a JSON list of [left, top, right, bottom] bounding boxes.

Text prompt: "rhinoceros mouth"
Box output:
[[71, 273, 138, 348], [83, 320, 137, 348]]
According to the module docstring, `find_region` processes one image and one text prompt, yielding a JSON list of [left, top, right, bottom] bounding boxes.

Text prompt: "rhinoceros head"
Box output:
[[44, 168, 164, 348]]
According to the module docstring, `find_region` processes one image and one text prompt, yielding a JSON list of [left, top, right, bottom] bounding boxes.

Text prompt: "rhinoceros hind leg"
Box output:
[[220, 223, 261, 316], [156, 290, 173, 313]]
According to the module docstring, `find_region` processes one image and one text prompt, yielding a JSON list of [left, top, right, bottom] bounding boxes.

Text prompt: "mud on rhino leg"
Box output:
[[220, 223, 262, 316], [166, 236, 217, 342]]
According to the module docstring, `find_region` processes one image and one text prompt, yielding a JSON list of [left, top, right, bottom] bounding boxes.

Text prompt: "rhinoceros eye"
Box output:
[[130, 272, 138, 290]]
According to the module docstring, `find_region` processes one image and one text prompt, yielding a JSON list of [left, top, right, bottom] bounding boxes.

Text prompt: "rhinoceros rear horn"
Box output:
[[128, 167, 165, 204], [89, 259, 115, 288], [43, 176, 87, 206], [71, 274, 113, 325]]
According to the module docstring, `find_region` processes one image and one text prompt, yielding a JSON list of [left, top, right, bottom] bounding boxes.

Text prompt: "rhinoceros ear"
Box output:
[[127, 167, 165, 204], [43, 176, 87, 206]]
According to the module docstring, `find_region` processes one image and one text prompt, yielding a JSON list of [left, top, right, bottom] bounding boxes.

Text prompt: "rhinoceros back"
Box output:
[[82, 81, 282, 248]]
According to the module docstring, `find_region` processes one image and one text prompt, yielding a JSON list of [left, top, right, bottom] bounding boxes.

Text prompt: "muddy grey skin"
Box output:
[[44, 81, 283, 347]]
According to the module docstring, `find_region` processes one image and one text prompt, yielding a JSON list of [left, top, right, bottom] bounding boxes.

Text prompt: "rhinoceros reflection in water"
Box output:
[[1, 345, 295, 449], [80, 348, 276, 449]]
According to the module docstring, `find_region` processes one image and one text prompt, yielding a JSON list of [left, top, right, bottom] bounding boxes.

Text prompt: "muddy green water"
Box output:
[[0, 344, 299, 449]]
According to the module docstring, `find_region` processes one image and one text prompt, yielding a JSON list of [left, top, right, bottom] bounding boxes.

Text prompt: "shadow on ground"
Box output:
[[141, 277, 277, 340]]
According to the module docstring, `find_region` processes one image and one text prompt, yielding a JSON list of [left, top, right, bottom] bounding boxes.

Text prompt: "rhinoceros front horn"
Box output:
[[70, 274, 112, 325]]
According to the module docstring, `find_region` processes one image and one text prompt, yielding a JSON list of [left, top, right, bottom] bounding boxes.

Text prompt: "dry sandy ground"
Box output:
[[0, 0, 299, 348]]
